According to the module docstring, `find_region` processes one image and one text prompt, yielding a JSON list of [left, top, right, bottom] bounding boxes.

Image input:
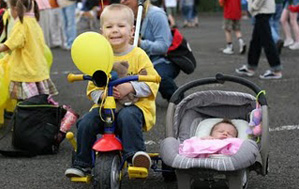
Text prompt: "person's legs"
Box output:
[[116, 105, 145, 160], [62, 3, 77, 49], [49, 8, 65, 48], [247, 15, 262, 70], [154, 62, 180, 101], [186, 5, 194, 26], [288, 12, 299, 49], [233, 20, 246, 54], [181, 5, 189, 27], [73, 108, 104, 168], [271, 3, 283, 43], [192, 4, 198, 26], [280, 8, 294, 46], [225, 30, 232, 44], [259, 14, 281, 72], [39, 9, 51, 47], [222, 20, 234, 54]]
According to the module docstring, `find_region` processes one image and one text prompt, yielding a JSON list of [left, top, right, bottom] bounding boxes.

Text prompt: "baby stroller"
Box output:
[[160, 73, 269, 189]]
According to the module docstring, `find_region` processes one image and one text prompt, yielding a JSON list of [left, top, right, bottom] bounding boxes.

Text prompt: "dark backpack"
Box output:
[[0, 95, 67, 157], [12, 95, 67, 155], [166, 28, 197, 74]]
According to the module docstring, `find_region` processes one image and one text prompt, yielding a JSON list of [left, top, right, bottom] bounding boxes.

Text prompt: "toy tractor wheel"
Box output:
[[93, 152, 121, 189]]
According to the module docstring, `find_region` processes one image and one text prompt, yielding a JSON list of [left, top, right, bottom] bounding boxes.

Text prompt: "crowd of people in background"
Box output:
[[2, 0, 297, 53], [0, 0, 298, 125]]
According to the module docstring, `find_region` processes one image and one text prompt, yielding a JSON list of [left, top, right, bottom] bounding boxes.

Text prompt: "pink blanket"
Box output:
[[179, 137, 244, 158]]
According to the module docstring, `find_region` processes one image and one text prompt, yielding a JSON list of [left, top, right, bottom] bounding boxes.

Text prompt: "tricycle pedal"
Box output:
[[70, 175, 91, 183], [128, 166, 148, 179]]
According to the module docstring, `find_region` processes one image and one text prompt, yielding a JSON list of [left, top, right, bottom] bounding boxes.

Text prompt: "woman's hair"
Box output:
[[210, 118, 238, 137], [9, 0, 39, 23], [100, 4, 134, 27]]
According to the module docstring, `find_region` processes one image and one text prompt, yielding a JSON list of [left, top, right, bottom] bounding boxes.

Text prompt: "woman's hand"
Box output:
[[113, 83, 135, 100]]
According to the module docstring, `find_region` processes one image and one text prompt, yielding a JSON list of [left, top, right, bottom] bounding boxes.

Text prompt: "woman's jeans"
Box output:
[[248, 14, 282, 71], [61, 3, 77, 48], [270, 3, 283, 43], [154, 62, 180, 101], [73, 106, 145, 168], [182, 5, 194, 22]]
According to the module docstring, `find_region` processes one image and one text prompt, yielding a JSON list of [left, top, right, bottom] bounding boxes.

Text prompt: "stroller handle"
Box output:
[[170, 73, 267, 105]]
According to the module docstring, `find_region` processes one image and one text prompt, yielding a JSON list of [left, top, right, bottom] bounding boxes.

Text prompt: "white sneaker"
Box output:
[[132, 151, 152, 170], [222, 46, 234, 54], [289, 42, 299, 50], [259, 70, 282, 79], [283, 38, 294, 47], [235, 65, 255, 77]]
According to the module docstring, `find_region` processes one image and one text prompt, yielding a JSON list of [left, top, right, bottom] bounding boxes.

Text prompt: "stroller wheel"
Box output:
[[162, 162, 176, 182], [242, 170, 248, 189]]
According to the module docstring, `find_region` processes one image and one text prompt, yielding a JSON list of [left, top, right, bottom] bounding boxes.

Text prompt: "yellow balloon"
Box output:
[[44, 45, 53, 69], [71, 32, 114, 76]]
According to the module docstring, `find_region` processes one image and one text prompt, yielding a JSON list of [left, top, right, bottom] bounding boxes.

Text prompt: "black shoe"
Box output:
[[276, 39, 284, 55]]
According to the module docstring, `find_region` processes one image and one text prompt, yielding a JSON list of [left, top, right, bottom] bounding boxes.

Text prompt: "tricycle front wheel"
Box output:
[[93, 152, 122, 189]]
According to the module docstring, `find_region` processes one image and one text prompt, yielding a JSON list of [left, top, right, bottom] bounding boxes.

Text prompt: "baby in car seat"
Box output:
[[201, 118, 238, 140], [179, 118, 244, 158]]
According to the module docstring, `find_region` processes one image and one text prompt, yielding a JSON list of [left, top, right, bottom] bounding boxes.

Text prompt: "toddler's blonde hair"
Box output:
[[100, 4, 134, 27]]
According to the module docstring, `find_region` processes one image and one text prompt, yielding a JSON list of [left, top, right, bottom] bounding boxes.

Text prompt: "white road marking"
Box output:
[[145, 140, 156, 145], [270, 125, 299, 132]]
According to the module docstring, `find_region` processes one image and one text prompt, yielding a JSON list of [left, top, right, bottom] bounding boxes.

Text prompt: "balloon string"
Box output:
[[99, 76, 114, 123]]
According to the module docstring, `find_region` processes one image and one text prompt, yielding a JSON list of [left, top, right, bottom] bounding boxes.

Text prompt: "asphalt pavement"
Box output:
[[0, 13, 299, 189]]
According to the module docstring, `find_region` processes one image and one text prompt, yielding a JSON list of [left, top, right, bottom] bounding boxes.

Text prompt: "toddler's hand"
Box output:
[[113, 83, 134, 100]]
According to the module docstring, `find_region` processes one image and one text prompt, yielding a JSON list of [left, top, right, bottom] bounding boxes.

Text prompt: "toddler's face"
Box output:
[[101, 11, 134, 52], [211, 123, 237, 139]]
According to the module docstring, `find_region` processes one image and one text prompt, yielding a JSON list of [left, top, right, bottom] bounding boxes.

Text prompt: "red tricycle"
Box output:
[[65, 70, 174, 188]]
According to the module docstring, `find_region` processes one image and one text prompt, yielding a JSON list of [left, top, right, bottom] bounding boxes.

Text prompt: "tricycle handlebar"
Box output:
[[67, 73, 92, 82], [138, 75, 161, 83]]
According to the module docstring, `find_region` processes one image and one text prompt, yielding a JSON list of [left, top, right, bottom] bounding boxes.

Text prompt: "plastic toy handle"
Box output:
[[138, 75, 161, 83], [67, 73, 84, 82]]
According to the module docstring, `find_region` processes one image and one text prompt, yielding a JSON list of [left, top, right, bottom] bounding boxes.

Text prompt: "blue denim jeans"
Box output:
[[73, 106, 145, 168], [182, 5, 194, 22], [270, 4, 283, 43], [154, 62, 180, 101], [61, 3, 77, 48]]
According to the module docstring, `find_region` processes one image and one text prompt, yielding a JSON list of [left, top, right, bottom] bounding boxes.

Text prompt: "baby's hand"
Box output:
[[113, 83, 134, 100]]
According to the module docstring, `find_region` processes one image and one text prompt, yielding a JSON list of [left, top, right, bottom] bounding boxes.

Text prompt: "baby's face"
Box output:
[[101, 10, 134, 52], [211, 123, 237, 139]]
